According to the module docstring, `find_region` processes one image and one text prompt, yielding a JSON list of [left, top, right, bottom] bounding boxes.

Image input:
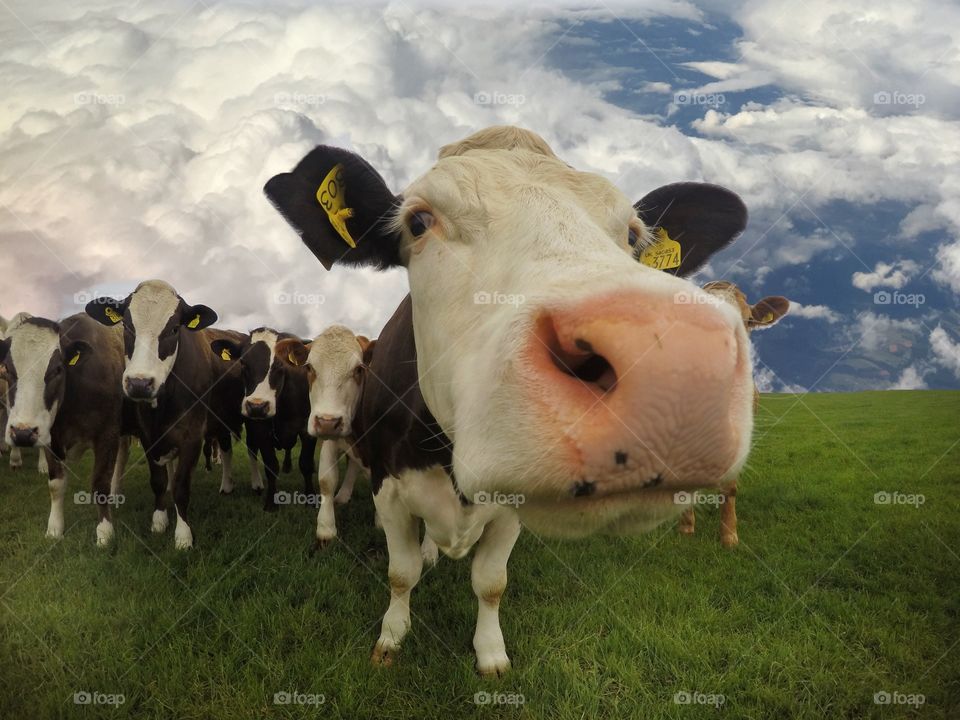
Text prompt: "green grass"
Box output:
[[1, 390, 958, 719]]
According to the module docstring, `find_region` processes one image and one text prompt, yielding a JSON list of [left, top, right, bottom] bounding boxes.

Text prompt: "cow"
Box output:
[[0, 314, 132, 545], [0, 312, 48, 473], [275, 325, 438, 564], [208, 327, 318, 510], [85, 280, 245, 549], [263, 125, 756, 674], [676, 281, 789, 546]]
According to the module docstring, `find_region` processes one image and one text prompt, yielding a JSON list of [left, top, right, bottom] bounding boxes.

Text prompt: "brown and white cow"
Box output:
[[0, 312, 48, 473], [0, 314, 133, 545], [676, 281, 789, 546], [264, 126, 755, 674], [85, 280, 245, 549]]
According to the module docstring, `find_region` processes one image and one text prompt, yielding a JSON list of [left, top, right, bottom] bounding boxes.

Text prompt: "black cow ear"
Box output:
[[85, 297, 128, 326], [264, 146, 403, 271], [634, 183, 747, 277], [61, 340, 92, 369], [210, 339, 242, 361], [0, 337, 9, 363], [182, 304, 217, 331]]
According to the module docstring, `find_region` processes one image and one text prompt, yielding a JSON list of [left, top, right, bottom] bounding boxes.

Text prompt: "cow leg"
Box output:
[[92, 437, 120, 547], [172, 444, 201, 549], [678, 508, 696, 535], [282, 448, 293, 474], [471, 511, 521, 677], [202, 439, 213, 472], [719, 480, 739, 547], [148, 458, 170, 533], [37, 450, 48, 475], [371, 480, 422, 666], [9, 445, 22, 470], [247, 447, 264, 492], [110, 435, 131, 497], [420, 524, 439, 567], [334, 455, 358, 505], [298, 434, 317, 498], [44, 446, 66, 539], [217, 433, 234, 494], [315, 441, 339, 545]]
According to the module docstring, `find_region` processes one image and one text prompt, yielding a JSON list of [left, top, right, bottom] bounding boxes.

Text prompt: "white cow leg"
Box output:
[[248, 448, 264, 491], [218, 446, 234, 495], [420, 524, 439, 567], [46, 471, 67, 539], [372, 479, 423, 667], [315, 441, 339, 546], [334, 456, 358, 505], [9, 446, 22, 470], [37, 451, 48, 475], [110, 436, 131, 497], [471, 511, 521, 677]]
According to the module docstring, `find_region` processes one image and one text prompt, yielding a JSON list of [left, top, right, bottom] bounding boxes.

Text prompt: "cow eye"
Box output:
[[628, 227, 640, 247], [352, 365, 364, 383], [407, 210, 435, 237]]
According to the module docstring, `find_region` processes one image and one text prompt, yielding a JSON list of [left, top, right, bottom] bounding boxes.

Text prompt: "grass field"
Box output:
[[0, 390, 958, 719]]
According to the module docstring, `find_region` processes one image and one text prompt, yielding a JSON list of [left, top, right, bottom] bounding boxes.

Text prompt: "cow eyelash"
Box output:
[[406, 210, 435, 237]]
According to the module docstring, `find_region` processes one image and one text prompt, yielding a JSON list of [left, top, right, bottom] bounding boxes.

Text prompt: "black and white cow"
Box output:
[[0, 314, 132, 545], [264, 126, 755, 674], [209, 327, 319, 511], [85, 280, 245, 549]]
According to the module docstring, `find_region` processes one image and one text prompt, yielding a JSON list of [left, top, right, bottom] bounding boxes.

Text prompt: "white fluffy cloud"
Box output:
[[929, 325, 960, 378], [852, 260, 920, 292], [855, 312, 923, 352], [789, 303, 841, 323], [890, 365, 929, 390]]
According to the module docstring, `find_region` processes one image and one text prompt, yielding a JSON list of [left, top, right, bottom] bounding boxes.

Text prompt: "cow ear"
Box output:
[[0, 337, 10, 364], [361, 338, 377, 366], [182, 304, 217, 331], [210, 339, 243, 362], [748, 296, 790, 329], [634, 182, 747, 277], [85, 297, 128, 327], [61, 340, 92, 369], [276, 338, 311, 367], [264, 146, 403, 271], [356, 335, 372, 353]]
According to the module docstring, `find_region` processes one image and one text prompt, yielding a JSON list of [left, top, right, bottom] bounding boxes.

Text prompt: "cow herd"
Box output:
[[0, 126, 789, 675]]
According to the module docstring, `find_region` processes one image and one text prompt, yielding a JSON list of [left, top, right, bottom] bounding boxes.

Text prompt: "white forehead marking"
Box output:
[[307, 325, 361, 370], [129, 280, 180, 334], [246, 328, 280, 404], [7, 323, 60, 436]]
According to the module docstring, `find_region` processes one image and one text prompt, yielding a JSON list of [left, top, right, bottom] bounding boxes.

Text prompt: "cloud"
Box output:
[[855, 312, 923, 352], [790, 303, 841, 323], [889, 365, 929, 390], [929, 325, 960, 378], [753, 366, 806, 394], [852, 260, 920, 292]]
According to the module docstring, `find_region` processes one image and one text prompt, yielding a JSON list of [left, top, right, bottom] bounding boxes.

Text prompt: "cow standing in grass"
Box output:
[[86, 280, 246, 550], [676, 281, 789, 546], [264, 125, 757, 674], [0, 312, 48, 474], [209, 327, 319, 511], [0, 314, 133, 545]]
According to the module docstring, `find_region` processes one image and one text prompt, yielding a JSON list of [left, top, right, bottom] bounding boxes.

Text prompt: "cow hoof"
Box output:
[[251, 484, 264, 494], [477, 654, 511, 679], [219, 488, 233, 496], [151, 510, 169, 534], [678, 525, 695, 536], [45, 525, 64, 539], [96, 520, 115, 547], [314, 536, 333, 550], [174, 531, 193, 550], [371, 641, 397, 667], [721, 533, 739, 548], [10, 464, 21, 472]]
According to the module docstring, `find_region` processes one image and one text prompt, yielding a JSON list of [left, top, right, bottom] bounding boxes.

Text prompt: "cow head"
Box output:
[[265, 125, 755, 537], [275, 325, 371, 440], [85, 280, 217, 402], [211, 328, 293, 419], [701, 281, 790, 332], [0, 317, 92, 447]]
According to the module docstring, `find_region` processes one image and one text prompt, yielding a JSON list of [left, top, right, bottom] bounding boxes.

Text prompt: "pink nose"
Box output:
[[521, 289, 752, 497]]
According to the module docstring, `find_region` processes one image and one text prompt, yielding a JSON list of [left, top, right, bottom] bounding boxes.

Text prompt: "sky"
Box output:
[[0, 0, 958, 392]]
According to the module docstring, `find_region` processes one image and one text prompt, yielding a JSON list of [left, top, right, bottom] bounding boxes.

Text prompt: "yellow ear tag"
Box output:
[[187, 314, 200, 329], [104, 307, 122, 324], [639, 227, 682, 271], [288, 352, 300, 366], [317, 163, 357, 248], [220, 348, 231, 361], [761, 312, 774, 323], [68, 352, 80, 366]]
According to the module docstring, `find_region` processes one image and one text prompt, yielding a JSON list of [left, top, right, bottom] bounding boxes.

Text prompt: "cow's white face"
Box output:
[[243, 329, 281, 418], [85, 279, 217, 402], [283, 325, 365, 440], [265, 126, 756, 537], [0, 320, 66, 447]]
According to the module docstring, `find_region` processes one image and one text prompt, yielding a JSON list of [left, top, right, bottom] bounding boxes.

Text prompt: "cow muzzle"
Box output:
[[9, 424, 40, 448], [244, 399, 273, 419], [311, 414, 346, 439], [124, 375, 157, 401]]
